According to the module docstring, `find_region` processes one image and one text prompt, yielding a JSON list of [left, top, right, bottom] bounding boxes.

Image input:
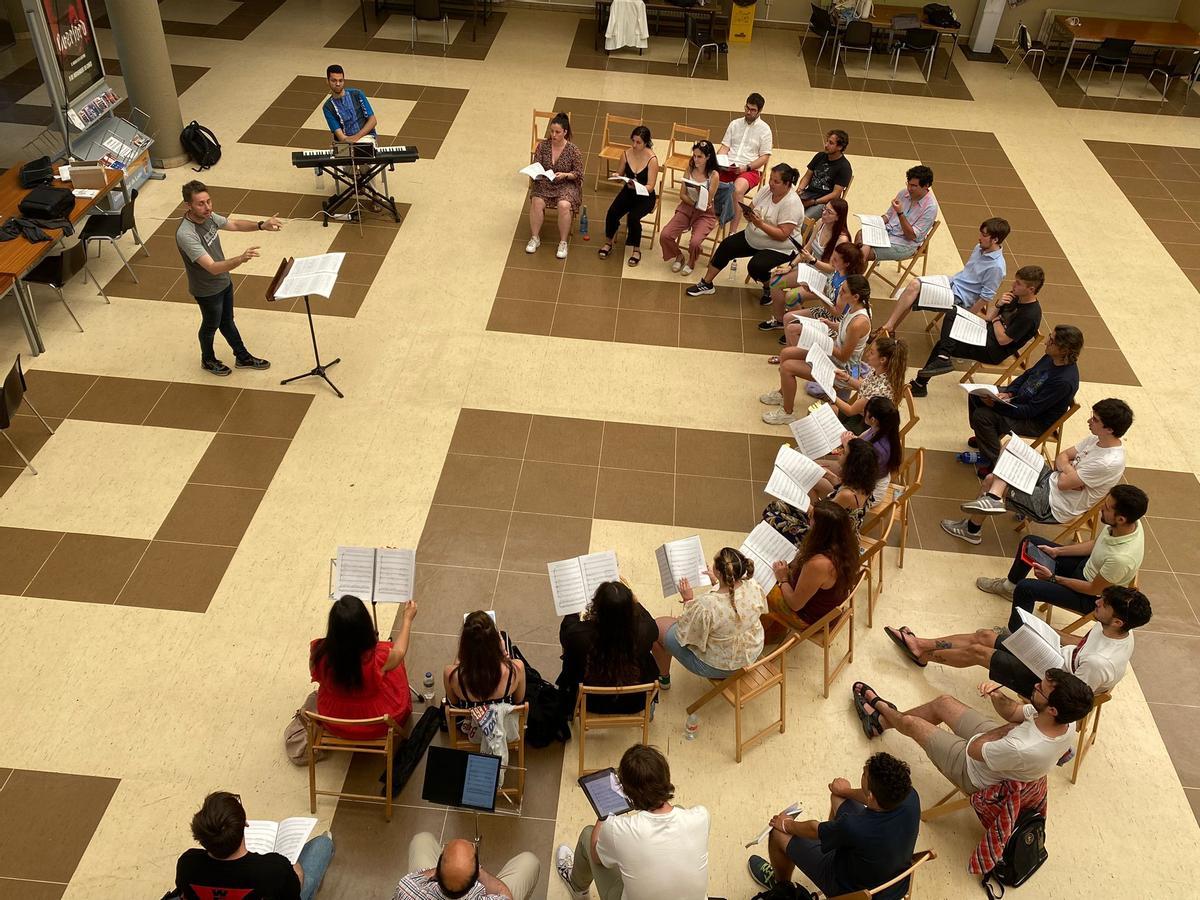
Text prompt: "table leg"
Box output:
[[944, 31, 957, 78], [360, 0, 367, 31], [11, 280, 44, 356], [1057, 37, 1076, 88]]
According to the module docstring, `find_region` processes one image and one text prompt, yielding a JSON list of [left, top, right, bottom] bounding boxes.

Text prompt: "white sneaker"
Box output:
[[762, 407, 799, 425], [759, 389, 783, 405], [556, 241, 569, 259], [671, 257, 684, 273], [680, 263, 693, 276], [556, 845, 588, 899], [525, 236, 540, 254]]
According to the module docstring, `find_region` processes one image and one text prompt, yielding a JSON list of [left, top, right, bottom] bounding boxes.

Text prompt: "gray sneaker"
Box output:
[[962, 494, 1006, 515], [976, 576, 1015, 599], [940, 518, 982, 545], [759, 389, 784, 405]]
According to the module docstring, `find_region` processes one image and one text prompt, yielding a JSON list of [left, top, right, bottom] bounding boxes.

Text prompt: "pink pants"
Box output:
[[659, 203, 718, 267]]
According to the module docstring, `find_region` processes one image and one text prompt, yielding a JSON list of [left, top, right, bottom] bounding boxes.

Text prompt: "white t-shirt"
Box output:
[[965, 705, 1075, 790], [721, 117, 773, 167], [1061, 622, 1134, 693], [595, 805, 710, 900], [746, 189, 805, 253], [1049, 435, 1125, 522]]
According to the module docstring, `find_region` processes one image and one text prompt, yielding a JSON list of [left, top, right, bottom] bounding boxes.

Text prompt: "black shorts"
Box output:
[[988, 631, 1040, 699]]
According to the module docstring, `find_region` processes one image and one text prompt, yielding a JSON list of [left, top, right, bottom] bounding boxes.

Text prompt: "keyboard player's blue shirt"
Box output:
[[323, 88, 376, 139]]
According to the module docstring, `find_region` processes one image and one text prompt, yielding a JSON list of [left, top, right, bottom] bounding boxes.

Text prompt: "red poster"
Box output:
[[39, 0, 103, 103]]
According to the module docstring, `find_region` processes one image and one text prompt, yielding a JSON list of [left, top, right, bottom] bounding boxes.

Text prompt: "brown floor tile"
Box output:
[[329, 224, 398, 255], [418, 505, 512, 569], [1130, 631, 1200, 704], [26, 533, 147, 605], [1149, 703, 1200, 786], [1135, 570, 1200, 636], [488, 297, 556, 335], [219, 390, 312, 439], [231, 190, 301, 218], [971, 165, 1020, 188], [615, 308, 680, 347], [550, 304, 618, 341], [0, 413, 55, 467], [255, 105, 311, 128], [448, 409, 532, 460], [496, 268, 561, 301], [918, 449, 983, 500], [599, 421, 676, 472], [69, 376, 169, 426], [18, 370, 97, 418], [559, 272, 620, 308], [155, 484, 265, 547], [0, 466, 19, 496], [432, 453, 523, 510], [190, 433, 290, 489], [981, 185, 1036, 209], [1124, 469, 1200, 521], [410, 100, 462, 122], [490, 572, 560, 644], [142, 382, 242, 432], [525, 415, 604, 466], [749, 433, 787, 483], [1086, 140, 1137, 159], [0, 527, 63, 596], [674, 474, 756, 532], [103, 263, 181, 300], [500, 512, 593, 574], [411, 564, 500, 637], [321, 801, 448, 899], [1149, 518, 1200, 574], [1075, 348, 1139, 386], [0, 879, 66, 899], [678, 313, 744, 352], [593, 467, 674, 525], [323, 281, 371, 317], [934, 182, 988, 206], [0, 769, 118, 883], [337, 252, 387, 286], [513, 461, 598, 518], [909, 496, 1006, 557], [675, 428, 751, 479], [116, 541, 236, 613], [618, 279, 681, 313]]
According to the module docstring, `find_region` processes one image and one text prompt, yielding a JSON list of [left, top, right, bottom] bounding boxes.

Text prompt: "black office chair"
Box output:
[[1005, 22, 1047, 80], [1079, 37, 1135, 98], [79, 187, 141, 283], [834, 20, 875, 76], [411, 0, 449, 53], [890, 27, 938, 80], [800, 4, 838, 67], [678, 15, 721, 78], [1, 354, 55, 476], [22, 241, 109, 331], [1149, 48, 1200, 106]]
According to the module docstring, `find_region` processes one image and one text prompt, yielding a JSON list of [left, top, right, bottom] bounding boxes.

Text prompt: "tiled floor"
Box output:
[[488, 96, 1138, 386], [1024, 47, 1200, 118], [565, 19, 728, 80], [240, 76, 468, 160], [1086, 139, 1200, 291], [0, 767, 118, 899], [92, 0, 279, 41], [0, 370, 311, 612], [799, 30, 973, 100], [325, 6, 507, 61], [102, 183, 408, 317]]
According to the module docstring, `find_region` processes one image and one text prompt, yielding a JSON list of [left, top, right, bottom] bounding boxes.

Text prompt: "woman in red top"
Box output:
[[769, 501, 860, 628], [309, 595, 416, 739]]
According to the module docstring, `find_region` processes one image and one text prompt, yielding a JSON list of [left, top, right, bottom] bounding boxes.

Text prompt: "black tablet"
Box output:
[[578, 768, 632, 819], [422, 746, 502, 812]]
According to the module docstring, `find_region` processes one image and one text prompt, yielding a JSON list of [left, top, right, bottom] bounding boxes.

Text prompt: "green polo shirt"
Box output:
[[1083, 522, 1143, 586]]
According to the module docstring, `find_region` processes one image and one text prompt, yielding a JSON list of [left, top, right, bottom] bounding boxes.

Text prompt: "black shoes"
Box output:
[[202, 359, 232, 377], [235, 355, 271, 370]]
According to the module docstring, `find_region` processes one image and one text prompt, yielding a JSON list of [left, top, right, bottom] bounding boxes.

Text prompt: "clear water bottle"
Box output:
[[685, 713, 700, 740], [728, 258, 738, 281], [422, 671, 435, 703], [580, 205, 590, 241]]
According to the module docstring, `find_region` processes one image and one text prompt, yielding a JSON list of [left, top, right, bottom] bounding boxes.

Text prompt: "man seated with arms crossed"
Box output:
[[908, 265, 1044, 398], [854, 165, 938, 266], [942, 398, 1132, 545], [556, 744, 709, 900], [852, 671, 1094, 798], [174, 791, 333, 900], [796, 130, 852, 219], [718, 92, 773, 231], [878, 217, 1009, 334], [960, 325, 1083, 479], [979, 484, 1148, 633], [885, 585, 1151, 697], [746, 753, 920, 900], [323, 64, 381, 210], [393, 831, 538, 900]]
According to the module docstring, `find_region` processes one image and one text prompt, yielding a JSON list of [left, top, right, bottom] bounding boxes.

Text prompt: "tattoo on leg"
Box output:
[[935, 640, 952, 650]]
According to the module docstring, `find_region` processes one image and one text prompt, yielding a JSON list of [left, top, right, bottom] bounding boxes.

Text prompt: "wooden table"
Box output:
[[593, 0, 722, 53], [861, 4, 961, 79], [0, 163, 123, 355], [1051, 15, 1200, 88]]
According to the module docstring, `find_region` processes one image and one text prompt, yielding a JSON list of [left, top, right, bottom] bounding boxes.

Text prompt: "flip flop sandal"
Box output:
[[627, 252, 641, 267], [767, 355, 781, 365], [885, 625, 927, 668], [598, 244, 612, 259]]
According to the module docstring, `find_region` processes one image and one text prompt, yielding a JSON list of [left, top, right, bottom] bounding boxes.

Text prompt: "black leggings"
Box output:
[[605, 189, 656, 247], [709, 231, 790, 284]]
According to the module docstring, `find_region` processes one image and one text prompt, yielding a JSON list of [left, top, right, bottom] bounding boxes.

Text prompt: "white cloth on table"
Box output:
[[606, 0, 649, 51]]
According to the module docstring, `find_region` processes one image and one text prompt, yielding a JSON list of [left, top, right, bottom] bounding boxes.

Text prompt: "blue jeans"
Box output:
[[298, 832, 334, 900], [664, 623, 740, 679], [1006, 536, 1094, 632]]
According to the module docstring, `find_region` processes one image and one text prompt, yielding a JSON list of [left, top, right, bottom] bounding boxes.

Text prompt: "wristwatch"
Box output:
[[257, 220, 265, 231]]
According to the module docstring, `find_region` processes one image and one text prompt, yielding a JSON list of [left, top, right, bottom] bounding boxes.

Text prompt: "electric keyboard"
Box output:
[[290, 145, 419, 168]]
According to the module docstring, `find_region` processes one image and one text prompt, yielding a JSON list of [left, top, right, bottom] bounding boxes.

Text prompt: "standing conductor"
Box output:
[[175, 180, 280, 376]]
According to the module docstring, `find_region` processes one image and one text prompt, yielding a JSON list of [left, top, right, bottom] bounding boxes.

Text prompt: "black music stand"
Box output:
[[422, 746, 502, 848], [267, 258, 344, 398]]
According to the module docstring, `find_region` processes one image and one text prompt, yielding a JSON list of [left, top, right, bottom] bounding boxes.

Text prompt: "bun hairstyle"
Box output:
[[550, 112, 572, 141], [771, 162, 800, 186], [713, 547, 754, 620], [630, 125, 652, 148]]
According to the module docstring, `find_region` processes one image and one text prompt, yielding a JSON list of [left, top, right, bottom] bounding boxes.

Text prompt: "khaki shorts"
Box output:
[[921, 708, 997, 795]]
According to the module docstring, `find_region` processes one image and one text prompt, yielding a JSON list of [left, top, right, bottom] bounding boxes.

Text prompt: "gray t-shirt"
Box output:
[[176, 212, 231, 297]]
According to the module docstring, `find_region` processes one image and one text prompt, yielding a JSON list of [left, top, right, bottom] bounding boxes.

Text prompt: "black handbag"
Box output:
[[18, 186, 75, 219], [981, 808, 1048, 897], [18, 155, 54, 188]]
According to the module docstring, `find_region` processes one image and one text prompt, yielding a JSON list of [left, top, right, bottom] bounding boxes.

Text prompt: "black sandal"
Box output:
[[598, 243, 612, 259], [885, 625, 927, 668], [852, 682, 895, 738], [627, 250, 641, 267]]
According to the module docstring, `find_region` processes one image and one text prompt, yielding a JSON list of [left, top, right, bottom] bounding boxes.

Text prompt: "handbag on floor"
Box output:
[[284, 691, 325, 765]]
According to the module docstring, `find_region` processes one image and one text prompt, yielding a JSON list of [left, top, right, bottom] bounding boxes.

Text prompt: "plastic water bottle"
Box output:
[[422, 671, 435, 703], [685, 713, 700, 740], [580, 205, 590, 240], [728, 258, 738, 281]]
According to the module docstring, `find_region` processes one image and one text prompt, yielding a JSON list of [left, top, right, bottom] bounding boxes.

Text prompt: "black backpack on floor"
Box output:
[[981, 808, 1047, 898], [180, 120, 221, 171]]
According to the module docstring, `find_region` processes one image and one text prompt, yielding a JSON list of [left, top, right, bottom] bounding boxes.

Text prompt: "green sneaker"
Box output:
[[658, 674, 671, 691], [748, 854, 776, 889]]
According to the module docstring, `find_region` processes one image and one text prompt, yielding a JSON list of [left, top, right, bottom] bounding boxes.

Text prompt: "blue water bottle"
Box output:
[[580, 205, 589, 240]]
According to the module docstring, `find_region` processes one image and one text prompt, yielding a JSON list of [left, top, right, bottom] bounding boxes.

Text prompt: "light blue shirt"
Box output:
[[949, 245, 1006, 306]]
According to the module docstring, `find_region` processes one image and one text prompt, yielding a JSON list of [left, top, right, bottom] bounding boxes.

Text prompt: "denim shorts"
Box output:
[[664, 623, 740, 680]]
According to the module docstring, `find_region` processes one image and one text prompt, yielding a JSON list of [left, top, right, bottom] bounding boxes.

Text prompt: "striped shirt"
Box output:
[[393, 874, 503, 900], [883, 188, 938, 252]]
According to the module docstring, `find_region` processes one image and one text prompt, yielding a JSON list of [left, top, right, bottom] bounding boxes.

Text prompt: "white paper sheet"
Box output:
[[244, 817, 317, 865], [548, 551, 620, 616], [655, 536, 710, 598], [992, 434, 1044, 494], [789, 403, 844, 459], [916, 275, 955, 310], [855, 214, 891, 248], [739, 522, 797, 591], [791, 263, 830, 303], [949, 309, 989, 346], [608, 175, 650, 196], [682, 177, 710, 211], [1005, 609, 1066, 678], [276, 252, 346, 300], [793, 318, 834, 355], [519, 162, 555, 180], [805, 345, 838, 402]]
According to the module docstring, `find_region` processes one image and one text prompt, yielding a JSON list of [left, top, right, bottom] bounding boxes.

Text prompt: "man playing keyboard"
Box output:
[[323, 64, 381, 211]]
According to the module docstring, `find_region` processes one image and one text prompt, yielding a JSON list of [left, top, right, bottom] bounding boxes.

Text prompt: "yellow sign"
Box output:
[[729, 2, 756, 43]]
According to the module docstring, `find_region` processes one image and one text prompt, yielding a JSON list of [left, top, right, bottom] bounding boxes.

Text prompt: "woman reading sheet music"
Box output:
[[762, 439, 879, 543], [831, 336, 908, 433], [817, 397, 902, 504], [774, 242, 866, 343], [659, 139, 720, 276], [764, 502, 860, 636], [309, 595, 415, 738], [444, 611, 527, 709], [598, 125, 658, 267], [526, 112, 584, 260]]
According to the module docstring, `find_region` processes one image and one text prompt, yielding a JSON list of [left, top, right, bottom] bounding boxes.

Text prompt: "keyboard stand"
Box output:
[[321, 159, 402, 226]]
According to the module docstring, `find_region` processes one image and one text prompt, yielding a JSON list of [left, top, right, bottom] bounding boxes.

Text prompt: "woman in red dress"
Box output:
[[309, 595, 416, 739]]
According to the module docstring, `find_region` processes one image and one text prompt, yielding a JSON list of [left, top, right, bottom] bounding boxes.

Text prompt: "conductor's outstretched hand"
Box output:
[[263, 215, 284, 232]]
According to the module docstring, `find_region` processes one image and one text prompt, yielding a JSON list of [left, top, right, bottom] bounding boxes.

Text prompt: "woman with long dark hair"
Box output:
[[832, 336, 909, 433], [444, 610, 526, 707], [309, 595, 416, 738], [768, 500, 861, 628], [762, 438, 878, 542], [600, 125, 658, 267], [761, 199, 853, 330], [558, 581, 658, 714], [659, 139, 720, 275], [527, 111, 584, 260]]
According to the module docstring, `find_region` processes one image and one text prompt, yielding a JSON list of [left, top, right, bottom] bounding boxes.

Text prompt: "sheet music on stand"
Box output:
[[270, 253, 346, 299]]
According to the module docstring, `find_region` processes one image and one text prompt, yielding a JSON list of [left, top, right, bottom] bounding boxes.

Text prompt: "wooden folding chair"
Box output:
[[594, 113, 641, 191], [639, 167, 666, 249], [866, 220, 940, 293], [920, 785, 971, 821], [860, 502, 899, 628], [1028, 402, 1079, 462], [302, 711, 399, 820], [1068, 690, 1112, 784], [665, 122, 711, 187], [956, 328, 1042, 383], [685, 634, 800, 762], [1016, 488, 1105, 538], [573, 683, 658, 775], [826, 849, 937, 899], [768, 569, 866, 698], [898, 384, 920, 455], [530, 109, 571, 162], [863, 447, 924, 570], [445, 703, 530, 805]]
